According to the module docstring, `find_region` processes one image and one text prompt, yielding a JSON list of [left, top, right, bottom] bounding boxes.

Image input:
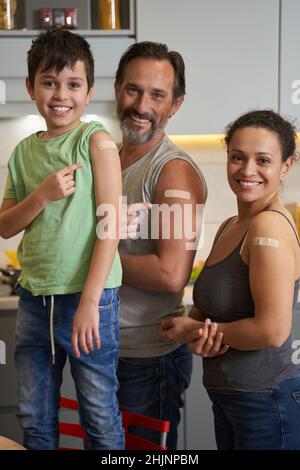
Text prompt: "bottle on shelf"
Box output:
[[0, 0, 17, 30], [98, 0, 121, 29]]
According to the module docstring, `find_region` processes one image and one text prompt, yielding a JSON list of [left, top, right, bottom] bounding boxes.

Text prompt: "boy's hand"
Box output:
[[37, 163, 84, 205], [71, 299, 100, 357]]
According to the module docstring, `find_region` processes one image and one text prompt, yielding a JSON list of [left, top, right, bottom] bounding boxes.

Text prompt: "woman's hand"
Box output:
[[160, 316, 230, 357], [187, 319, 230, 357]]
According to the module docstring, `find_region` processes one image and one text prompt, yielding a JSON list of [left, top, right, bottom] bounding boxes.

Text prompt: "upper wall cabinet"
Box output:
[[280, 0, 300, 129], [136, 0, 279, 134], [0, 0, 135, 116], [0, 0, 135, 36]]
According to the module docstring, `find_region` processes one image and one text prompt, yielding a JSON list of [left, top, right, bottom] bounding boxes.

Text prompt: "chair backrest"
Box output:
[[59, 397, 170, 450]]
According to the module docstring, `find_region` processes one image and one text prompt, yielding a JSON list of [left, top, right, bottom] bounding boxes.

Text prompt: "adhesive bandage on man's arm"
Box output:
[[253, 237, 280, 248], [164, 189, 191, 200]]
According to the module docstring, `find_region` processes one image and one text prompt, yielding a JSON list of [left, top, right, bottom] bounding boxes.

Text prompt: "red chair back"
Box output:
[[59, 396, 170, 450]]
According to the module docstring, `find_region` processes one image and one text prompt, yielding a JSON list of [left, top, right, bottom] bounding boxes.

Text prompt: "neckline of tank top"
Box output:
[[120, 137, 167, 174], [204, 232, 248, 269]]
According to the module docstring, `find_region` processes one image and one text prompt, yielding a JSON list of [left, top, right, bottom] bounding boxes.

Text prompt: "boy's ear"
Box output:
[[86, 84, 94, 103], [26, 77, 35, 100]]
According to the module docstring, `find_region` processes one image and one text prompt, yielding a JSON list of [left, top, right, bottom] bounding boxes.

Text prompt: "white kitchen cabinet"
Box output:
[[136, 0, 279, 134], [0, 36, 134, 117], [280, 0, 300, 129]]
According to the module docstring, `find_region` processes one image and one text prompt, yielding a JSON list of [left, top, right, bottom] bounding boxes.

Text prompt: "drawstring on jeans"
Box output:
[[49, 295, 55, 365], [42, 295, 55, 365]]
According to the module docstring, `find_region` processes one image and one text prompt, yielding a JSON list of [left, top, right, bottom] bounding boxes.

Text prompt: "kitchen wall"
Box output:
[[0, 116, 299, 266]]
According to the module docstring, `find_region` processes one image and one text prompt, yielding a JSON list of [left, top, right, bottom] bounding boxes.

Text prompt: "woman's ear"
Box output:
[[26, 77, 35, 100], [280, 155, 294, 180]]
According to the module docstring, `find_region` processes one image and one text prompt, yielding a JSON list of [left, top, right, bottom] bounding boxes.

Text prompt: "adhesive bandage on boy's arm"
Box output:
[[95, 140, 118, 151], [164, 189, 191, 200], [253, 237, 280, 248]]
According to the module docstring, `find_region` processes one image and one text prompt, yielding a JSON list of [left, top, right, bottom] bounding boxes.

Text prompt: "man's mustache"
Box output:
[[122, 109, 157, 125]]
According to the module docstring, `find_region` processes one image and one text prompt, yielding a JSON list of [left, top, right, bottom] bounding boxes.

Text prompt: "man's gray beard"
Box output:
[[120, 121, 166, 144]]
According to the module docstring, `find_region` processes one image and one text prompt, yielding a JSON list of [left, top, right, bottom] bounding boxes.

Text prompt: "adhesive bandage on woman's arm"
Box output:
[[253, 237, 280, 248], [96, 140, 118, 151], [164, 189, 191, 200]]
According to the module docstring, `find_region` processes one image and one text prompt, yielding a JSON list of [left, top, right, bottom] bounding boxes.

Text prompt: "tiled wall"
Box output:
[[0, 117, 299, 267]]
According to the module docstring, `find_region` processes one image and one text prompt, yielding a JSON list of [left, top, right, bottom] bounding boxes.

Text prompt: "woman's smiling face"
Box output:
[[227, 126, 292, 204]]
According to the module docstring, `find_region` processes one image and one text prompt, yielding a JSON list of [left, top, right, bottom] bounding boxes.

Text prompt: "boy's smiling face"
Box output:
[[26, 60, 94, 138]]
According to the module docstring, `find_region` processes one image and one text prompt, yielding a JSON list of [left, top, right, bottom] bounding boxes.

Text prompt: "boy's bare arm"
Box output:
[[0, 163, 83, 239], [71, 132, 122, 357]]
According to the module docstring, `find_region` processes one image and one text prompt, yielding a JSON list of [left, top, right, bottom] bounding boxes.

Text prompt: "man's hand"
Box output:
[[71, 299, 100, 358], [120, 202, 152, 240], [160, 316, 203, 344], [37, 163, 84, 204]]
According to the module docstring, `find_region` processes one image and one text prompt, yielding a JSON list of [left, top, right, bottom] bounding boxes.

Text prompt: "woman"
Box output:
[[160, 110, 300, 450]]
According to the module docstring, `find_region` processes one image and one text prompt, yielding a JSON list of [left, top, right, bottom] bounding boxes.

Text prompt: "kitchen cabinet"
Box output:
[[0, 1, 135, 117], [0, 302, 22, 443], [136, 0, 279, 134], [0, 36, 134, 117], [0, 0, 135, 35], [280, 0, 300, 129]]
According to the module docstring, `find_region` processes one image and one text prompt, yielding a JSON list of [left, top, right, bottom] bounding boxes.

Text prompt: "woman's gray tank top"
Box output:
[[193, 210, 300, 391]]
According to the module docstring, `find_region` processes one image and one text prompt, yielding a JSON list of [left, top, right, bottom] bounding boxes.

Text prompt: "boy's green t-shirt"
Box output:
[[3, 121, 122, 296]]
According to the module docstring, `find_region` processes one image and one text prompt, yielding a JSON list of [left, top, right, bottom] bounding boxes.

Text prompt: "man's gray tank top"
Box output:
[[193, 210, 300, 391], [119, 135, 207, 358]]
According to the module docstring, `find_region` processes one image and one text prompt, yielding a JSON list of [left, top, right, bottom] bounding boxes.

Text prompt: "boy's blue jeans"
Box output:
[[207, 369, 300, 450], [14, 284, 124, 450]]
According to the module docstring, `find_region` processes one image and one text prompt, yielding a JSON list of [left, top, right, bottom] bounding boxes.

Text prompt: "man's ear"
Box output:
[[26, 77, 35, 101], [170, 96, 184, 118]]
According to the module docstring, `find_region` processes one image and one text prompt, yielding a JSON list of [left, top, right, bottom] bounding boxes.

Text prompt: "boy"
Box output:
[[0, 29, 124, 450]]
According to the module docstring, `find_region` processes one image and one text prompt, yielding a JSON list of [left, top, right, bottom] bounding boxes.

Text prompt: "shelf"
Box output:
[[0, 0, 135, 37], [0, 29, 135, 37]]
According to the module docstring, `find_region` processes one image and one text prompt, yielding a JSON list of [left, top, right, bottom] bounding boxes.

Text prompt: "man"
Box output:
[[115, 41, 207, 449]]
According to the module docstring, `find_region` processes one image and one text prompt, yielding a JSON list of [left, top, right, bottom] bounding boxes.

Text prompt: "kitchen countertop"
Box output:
[[0, 296, 19, 310]]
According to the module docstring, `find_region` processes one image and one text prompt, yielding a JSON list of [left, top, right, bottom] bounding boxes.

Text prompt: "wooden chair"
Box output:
[[0, 435, 26, 450]]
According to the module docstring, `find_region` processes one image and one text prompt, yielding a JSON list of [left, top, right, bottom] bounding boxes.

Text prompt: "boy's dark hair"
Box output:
[[225, 109, 297, 162], [27, 29, 94, 91], [115, 41, 185, 102]]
